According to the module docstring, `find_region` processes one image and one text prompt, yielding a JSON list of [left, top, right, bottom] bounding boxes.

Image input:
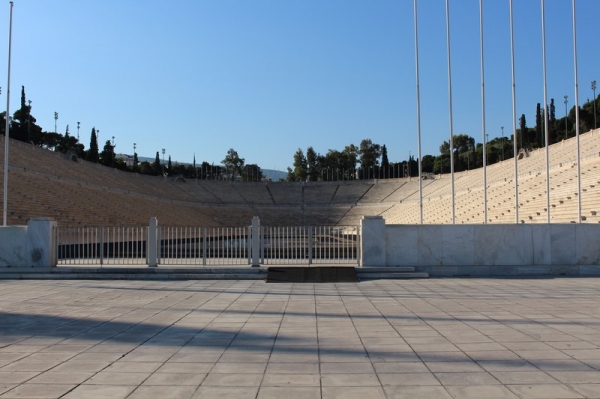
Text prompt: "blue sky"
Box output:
[[0, 0, 598, 170]]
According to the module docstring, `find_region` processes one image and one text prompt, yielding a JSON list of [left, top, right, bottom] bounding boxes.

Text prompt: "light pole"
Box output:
[[564, 95, 569, 139], [501, 126, 504, 162], [27, 100, 31, 143], [592, 80, 597, 130], [162, 148, 165, 175], [133, 143, 136, 172], [54, 112, 58, 134], [77, 121, 80, 141], [111, 136, 115, 167]]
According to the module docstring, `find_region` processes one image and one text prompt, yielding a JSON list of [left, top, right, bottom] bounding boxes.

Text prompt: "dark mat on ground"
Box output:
[[266, 267, 359, 283]]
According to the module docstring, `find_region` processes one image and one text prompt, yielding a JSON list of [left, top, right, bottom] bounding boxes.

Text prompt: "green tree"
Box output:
[[535, 103, 542, 148], [519, 114, 527, 149], [380, 144, 389, 178], [133, 152, 139, 172], [242, 164, 262, 182], [154, 151, 161, 175], [306, 146, 319, 182], [222, 148, 245, 181], [292, 148, 308, 182], [86, 127, 99, 163], [167, 155, 172, 174], [358, 139, 381, 179], [99, 140, 115, 167], [422, 155, 435, 174]]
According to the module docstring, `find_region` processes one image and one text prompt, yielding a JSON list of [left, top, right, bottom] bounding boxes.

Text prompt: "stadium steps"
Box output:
[[356, 267, 429, 280], [0, 266, 268, 280]]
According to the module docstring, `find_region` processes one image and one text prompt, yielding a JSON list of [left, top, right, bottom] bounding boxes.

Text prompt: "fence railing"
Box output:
[[56, 226, 148, 265], [56, 218, 360, 267]]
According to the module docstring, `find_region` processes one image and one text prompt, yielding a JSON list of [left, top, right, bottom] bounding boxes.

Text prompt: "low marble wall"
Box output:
[[376, 223, 600, 276], [0, 226, 28, 267], [0, 218, 57, 268]]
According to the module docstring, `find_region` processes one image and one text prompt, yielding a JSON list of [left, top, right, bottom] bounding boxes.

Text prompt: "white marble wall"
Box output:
[[380, 224, 600, 267], [0, 226, 28, 267]]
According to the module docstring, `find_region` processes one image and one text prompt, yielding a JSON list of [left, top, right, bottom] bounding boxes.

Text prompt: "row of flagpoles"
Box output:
[[413, 0, 582, 225]]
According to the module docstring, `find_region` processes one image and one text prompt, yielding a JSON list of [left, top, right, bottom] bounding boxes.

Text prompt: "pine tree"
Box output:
[[154, 152, 161, 175], [133, 152, 139, 172], [87, 127, 99, 163], [519, 115, 527, 149], [381, 144, 389, 178], [167, 155, 172, 173]]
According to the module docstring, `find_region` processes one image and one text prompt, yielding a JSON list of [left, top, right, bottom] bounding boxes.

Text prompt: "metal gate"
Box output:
[[260, 226, 360, 265]]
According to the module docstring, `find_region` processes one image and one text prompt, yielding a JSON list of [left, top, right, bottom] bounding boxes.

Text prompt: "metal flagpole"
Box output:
[[509, 0, 519, 224], [541, 0, 551, 223], [446, 0, 455, 224], [414, 0, 423, 225], [479, 0, 488, 224], [3, 1, 13, 227], [572, 0, 581, 222]]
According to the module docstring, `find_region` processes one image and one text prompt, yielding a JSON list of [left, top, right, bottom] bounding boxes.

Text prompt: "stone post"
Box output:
[[251, 216, 260, 267], [148, 217, 158, 267], [27, 218, 57, 267], [360, 216, 386, 267]]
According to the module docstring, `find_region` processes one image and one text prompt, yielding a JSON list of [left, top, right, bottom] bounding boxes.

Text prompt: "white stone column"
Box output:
[[360, 216, 386, 267], [27, 218, 57, 267], [251, 216, 260, 267], [148, 217, 158, 267]]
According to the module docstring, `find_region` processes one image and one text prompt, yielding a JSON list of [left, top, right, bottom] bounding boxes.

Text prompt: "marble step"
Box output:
[[359, 272, 429, 279]]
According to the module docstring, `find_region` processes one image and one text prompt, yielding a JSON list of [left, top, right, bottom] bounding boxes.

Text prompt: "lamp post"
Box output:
[[162, 148, 165, 175], [501, 126, 504, 162], [133, 143, 136, 172], [27, 100, 31, 143], [77, 121, 80, 141], [592, 80, 597, 130], [111, 136, 115, 167], [54, 112, 58, 134], [564, 95, 569, 140]]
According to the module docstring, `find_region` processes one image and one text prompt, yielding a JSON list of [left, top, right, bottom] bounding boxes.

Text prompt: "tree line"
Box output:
[[288, 96, 600, 181], [3, 86, 598, 183], [0, 87, 263, 182]]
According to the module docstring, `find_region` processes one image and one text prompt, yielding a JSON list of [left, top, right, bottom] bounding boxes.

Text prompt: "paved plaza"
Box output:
[[0, 278, 599, 398]]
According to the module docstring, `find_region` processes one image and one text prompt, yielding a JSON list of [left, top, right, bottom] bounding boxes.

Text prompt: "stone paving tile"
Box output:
[[62, 384, 136, 399], [191, 386, 259, 399], [569, 383, 600, 398], [321, 373, 381, 387], [435, 371, 501, 386], [0, 383, 75, 398], [445, 385, 520, 398], [257, 386, 320, 399], [128, 385, 198, 399], [142, 372, 206, 386], [321, 386, 387, 399], [506, 383, 584, 398], [384, 385, 453, 399], [261, 373, 320, 386]]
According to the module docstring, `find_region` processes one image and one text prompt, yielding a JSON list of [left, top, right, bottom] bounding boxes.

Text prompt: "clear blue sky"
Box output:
[[0, 0, 598, 170]]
